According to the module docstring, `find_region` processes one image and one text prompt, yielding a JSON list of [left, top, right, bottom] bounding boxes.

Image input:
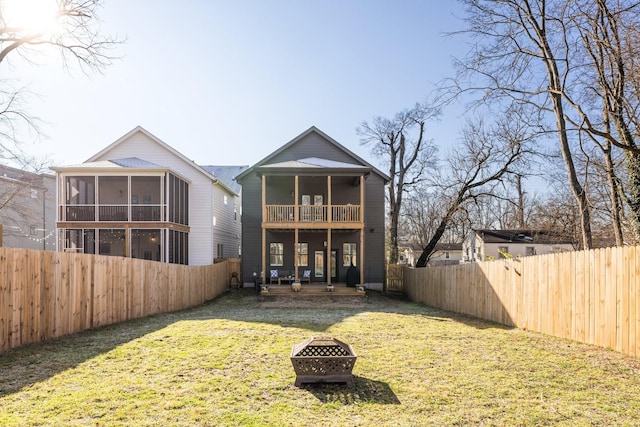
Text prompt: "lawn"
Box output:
[[1, 290, 640, 426]]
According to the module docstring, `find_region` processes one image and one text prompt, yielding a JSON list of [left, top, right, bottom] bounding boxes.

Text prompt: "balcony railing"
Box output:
[[99, 205, 128, 221], [60, 204, 164, 222], [132, 205, 162, 221], [265, 204, 361, 224]]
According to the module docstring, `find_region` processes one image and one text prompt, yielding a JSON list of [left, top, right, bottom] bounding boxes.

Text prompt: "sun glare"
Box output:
[[3, 0, 61, 34]]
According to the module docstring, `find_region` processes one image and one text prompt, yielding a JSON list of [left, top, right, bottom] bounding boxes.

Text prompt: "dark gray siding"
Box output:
[[240, 171, 264, 283], [269, 133, 359, 164], [363, 173, 386, 284]]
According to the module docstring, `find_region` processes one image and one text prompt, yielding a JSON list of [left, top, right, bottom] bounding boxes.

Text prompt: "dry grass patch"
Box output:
[[1, 290, 640, 426]]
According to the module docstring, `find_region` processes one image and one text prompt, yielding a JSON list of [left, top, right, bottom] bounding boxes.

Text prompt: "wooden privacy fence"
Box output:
[[404, 246, 639, 358], [0, 247, 240, 353]]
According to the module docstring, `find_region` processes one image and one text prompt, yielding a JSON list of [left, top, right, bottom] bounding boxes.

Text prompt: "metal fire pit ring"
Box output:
[[290, 336, 357, 387]]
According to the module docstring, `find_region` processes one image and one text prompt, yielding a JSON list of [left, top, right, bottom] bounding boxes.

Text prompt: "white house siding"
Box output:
[[211, 183, 241, 259], [0, 170, 56, 250], [483, 242, 573, 259], [90, 131, 218, 265]]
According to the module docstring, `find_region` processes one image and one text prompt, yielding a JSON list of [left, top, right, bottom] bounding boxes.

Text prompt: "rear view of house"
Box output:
[[236, 126, 389, 289], [53, 126, 245, 265]]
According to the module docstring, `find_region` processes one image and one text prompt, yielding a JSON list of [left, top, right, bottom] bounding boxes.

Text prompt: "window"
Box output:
[[234, 205, 238, 221], [343, 243, 356, 266], [29, 225, 36, 235], [297, 243, 308, 266], [168, 173, 188, 226], [98, 229, 126, 257], [212, 216, 217, 226], [217, 243, 224, 258], [224, 195, 228, 205], [131, 229, 162, 261], [270, 242, 283, 266], [168, 230, 189, 265], [526, 246, 536, 256], [30, 188, 37, 199], [445, 251, 450, 259]]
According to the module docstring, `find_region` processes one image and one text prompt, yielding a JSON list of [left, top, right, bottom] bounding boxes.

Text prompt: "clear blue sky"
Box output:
[[11, 0, 468, 169]]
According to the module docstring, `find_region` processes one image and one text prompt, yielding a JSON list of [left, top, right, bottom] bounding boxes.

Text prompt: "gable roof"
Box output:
[[236, 126, 390, 182], [475, 229, 573, 245], [71, 126, 239, 196]]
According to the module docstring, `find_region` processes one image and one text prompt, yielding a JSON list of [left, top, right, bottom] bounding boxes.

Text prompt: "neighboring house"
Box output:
[[398, 242, 462, 267], [52, 126, 245, 265], [427, 242, 463, 266], [462, 229, 574, 262], [0, 165, 56, 250], [236, 126, 390, 290]]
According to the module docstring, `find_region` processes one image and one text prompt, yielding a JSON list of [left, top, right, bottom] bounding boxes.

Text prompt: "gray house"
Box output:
[[236, 126, 389, 290]]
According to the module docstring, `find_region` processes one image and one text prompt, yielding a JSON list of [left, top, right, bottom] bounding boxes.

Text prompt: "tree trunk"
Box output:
[[515, 174, 525, 228], [602, 144, 624, 246], [551, 91, 593, 249]]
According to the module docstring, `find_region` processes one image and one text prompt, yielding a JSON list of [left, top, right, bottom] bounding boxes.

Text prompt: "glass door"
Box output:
[[314, 250, 324, 279]]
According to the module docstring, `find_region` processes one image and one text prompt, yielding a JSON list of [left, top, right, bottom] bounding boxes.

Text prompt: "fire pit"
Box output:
[[290, 336, 357, 387]]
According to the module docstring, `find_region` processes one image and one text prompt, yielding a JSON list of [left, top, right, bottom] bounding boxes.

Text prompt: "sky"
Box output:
[[9, 0, 469, 171]]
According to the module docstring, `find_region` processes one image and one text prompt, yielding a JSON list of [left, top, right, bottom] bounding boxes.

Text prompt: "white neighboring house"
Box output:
[[52, 126, 246, 265], [399, 242, 462, 267], [0, 165, 56, 250], [462, 229, 575, 263]]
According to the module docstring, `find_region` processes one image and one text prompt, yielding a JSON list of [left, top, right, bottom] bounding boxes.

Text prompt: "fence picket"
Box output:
[[404, 245, 640, 359], [0, 248, 239, 353]]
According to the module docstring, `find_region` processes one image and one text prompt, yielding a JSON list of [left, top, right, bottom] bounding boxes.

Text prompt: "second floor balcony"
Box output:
[[60, 204, 165, 222], [264, 204, 362, 228]]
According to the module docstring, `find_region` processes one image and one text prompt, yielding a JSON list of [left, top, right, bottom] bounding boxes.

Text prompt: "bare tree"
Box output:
[[0, 0, 120, 167], [400, 187, 464, 248], [0, 0, 119, 69], [455, 0, 594, 249], [568, 0, 640, 242], [358, 102, 439, 264], [415, 112, 533, 267]]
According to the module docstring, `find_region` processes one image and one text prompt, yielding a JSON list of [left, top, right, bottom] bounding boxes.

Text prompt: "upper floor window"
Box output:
[[30, 188, 37, 198], [224, 195, 228, 205], [526, 246, 536, 256], [65, 176, 95, 205], [168, 173, 188, 226], [98, 176, 128, 205]]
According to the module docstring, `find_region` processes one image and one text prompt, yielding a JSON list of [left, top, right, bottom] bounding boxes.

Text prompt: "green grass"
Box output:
[[1, 290, 640, 426]]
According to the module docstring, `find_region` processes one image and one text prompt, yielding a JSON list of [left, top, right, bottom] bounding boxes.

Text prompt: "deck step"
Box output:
[[259, 284, 366, 298]]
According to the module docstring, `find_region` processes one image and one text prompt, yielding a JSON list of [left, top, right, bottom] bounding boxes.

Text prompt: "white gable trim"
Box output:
[[86, 126, 238, 196]]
